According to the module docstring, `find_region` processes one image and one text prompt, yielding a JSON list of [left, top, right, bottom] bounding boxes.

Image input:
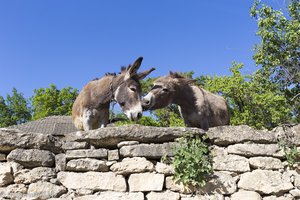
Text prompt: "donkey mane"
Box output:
[[169, 71, 195, 85]]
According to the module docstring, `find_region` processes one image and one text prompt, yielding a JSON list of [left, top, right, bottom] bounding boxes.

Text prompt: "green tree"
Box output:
[[0, 96, 13, 127], [0, 88, 31, 127], [6, 88, 32, 125], [251, 0, 300, 122], [31, 84, 78, 120], [202, 63, 292, 129]]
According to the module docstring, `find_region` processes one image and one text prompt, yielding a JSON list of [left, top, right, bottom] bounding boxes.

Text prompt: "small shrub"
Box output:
[[278, 139, 299, 167], [172, 133, 213, 187]]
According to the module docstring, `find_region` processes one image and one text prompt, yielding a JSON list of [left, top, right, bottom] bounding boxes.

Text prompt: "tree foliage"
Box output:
[[31, 84, 78, 120], [0, 96, 13, 127], [251, 0, 300, 121], [6, 88, 32, 125], [251, 0, 300, 86], [0, 88, 31, 127], [202, 63, 292, 129]]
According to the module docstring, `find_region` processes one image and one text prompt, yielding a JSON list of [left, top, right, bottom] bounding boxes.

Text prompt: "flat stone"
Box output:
[[66, 149, 107, 160], [146, 191, 180, 200], [66, 158, 108, 172], [27, 181, 67, 199], [55, 153, 66, 171], [295, 173, 300, 188], [181, 194, 224, 200], [14, 167, 56, 184], [166, 172, 237, 195], [74, 192, 144, 200], [108, 150, 119, 161], [263, 196, 294, 200], [110, 157, 154, 175], [273, 124, 300, 145], [0, 153, 6, 161], [155, 162, 175, 175], [213, 154, 250, 172], [9, 161, 24, 176], [165, 176, 193, 194], [65, 125, 205, 148], [0, 128, 62, 153], [207, 125, 276, 146], [57, 171, 127, 192], [290, 188, 300, 197], [238, 170, 294, 195], [228, 144, 284, 158], [0, 163, 13, 186], [120, 143, 176, 159], [200, 172, 237, 195], [0, 184, 27, 199], [231, 190, 262, 200], [117, 141, 139, 148], [249, 157, 283, 170], [7, 148, 55, 168], [128, 172, 164, 192], [62, 141, 89, 150]]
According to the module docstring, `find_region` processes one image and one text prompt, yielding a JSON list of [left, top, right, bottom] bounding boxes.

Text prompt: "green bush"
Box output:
[[278, 138, 300, 167], [172, 133, 213, 187]]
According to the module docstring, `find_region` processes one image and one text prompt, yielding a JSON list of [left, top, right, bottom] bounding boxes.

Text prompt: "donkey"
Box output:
[[72, 57, 155, 130], [142, 72, 229, 130]]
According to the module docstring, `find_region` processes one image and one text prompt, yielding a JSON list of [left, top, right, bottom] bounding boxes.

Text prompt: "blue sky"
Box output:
[[0, 0, 286, 98]]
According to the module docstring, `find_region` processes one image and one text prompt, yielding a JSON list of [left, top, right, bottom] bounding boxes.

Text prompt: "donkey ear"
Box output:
[[137, 67, 155, 80], [124, 57, 143, 80]]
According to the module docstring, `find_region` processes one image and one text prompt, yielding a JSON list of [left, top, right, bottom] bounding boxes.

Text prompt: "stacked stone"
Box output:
[[0, 124, 299, 200]]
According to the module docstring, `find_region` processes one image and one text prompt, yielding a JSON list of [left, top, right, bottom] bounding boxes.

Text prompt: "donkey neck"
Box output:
[[172, 83, 198, 110], [110, 75, 125, 100]]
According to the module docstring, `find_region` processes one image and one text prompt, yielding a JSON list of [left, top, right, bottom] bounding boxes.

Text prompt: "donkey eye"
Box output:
[[163, 88, 169, 92], [151, 85, 162, 90], [130, 87, 137, 92], [119, 102, 125, 107]]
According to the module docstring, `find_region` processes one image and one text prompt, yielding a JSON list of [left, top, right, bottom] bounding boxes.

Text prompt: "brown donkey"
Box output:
[[72, 57, 155, 130], [142, 72, 229, 130]]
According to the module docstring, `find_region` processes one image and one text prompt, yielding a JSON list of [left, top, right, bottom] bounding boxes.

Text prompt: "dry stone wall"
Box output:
[[0, 124, 299, 200]]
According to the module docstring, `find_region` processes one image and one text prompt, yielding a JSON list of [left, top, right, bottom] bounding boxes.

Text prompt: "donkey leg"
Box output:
[[199, 118, 209, 131], [82, 109, 94, 131], [98, 108, 109, 128]]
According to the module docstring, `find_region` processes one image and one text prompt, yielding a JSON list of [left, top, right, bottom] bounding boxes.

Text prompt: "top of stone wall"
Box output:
[[65, 125, 206, 148], [1, 124, 299, 152]]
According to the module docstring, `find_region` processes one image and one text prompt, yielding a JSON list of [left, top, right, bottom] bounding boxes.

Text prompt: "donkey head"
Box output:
[[142, 73, 178, 110], [142, 72, 193, 110], [115, 57, 155, 121]]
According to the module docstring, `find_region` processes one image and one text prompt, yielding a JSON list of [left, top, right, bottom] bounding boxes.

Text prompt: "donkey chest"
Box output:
[[179, 106, 205, 125]]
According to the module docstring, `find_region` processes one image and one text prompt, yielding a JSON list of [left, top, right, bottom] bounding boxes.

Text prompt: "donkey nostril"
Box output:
[[137, 112, 142, 119], [144, 100, 150, 105]]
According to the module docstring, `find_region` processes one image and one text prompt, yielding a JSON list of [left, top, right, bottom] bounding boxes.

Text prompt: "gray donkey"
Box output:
[[72, 57, 155, 130], [142, 72, 229, 130]]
